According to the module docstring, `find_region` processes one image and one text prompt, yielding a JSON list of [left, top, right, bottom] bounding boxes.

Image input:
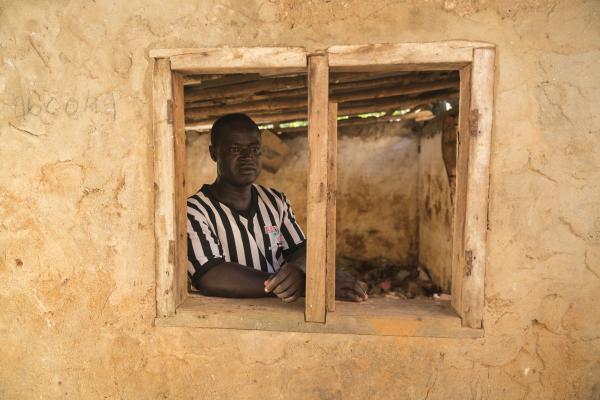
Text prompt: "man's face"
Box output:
[[211, 126, 262, 186]]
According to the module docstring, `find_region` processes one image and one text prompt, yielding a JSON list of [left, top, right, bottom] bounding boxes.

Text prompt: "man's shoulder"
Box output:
[[253, 184, 285, 201], [186, 192, 201, 205], [187, 185, 210, 203], [186, 188, 212, 215]]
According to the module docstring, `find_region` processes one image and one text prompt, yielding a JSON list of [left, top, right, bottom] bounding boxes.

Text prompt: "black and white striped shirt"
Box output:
[[187, 184, 306, 284]]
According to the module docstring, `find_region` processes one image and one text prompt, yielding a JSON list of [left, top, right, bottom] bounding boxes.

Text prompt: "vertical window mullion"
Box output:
[[305, 53, 330, 323]]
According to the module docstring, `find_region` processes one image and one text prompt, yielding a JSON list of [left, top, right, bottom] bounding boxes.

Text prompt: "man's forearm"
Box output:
[[194, 262, 272, 298], [285, 245, 307, 272]]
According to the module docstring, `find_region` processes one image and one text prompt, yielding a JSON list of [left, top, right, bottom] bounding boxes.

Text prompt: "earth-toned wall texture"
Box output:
[[417, 115, 457, 293], [1, 1, 599, 399]]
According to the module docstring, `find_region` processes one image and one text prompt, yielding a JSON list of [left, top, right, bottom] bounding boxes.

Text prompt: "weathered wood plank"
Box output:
[[305, 54, 329, 323], [185, 90, 459, 125], [150, 46, 305, 59], [331, 78, 458, 102], [156, 296, 484, 338], [172, 72, 188, 307], [163, 47, 307, 74], [329, 63, 470, 73], [451, 65, 472, 320], [460, 47, 495, 328], [152, 58, 177, 317], [328, 41, 493, 70], [185, 73, 261, 88], [326, 102, 338, 312], [184, 72, 454, 106], [185, 75, 307, 103], [185, 79, 458, 118]]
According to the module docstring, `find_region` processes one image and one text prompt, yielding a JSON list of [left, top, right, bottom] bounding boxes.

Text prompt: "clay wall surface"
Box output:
[[186, 122, 419, 266], [418, 119, 454, 292], [1, 1, 599, 399]]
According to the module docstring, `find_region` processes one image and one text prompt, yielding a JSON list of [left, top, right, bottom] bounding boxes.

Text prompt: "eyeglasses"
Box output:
[[228, 145, 261, 156]]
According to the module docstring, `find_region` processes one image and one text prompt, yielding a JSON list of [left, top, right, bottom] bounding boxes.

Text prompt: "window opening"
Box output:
[[325, 70, 459, 301], [185, 69, 460, 303], [183, 72, 309, 295], [151, 42, 495, 333]]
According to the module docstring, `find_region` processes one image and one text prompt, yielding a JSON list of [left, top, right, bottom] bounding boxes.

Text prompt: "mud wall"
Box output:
[[186, 122, 419, 266], [417, 118, 455, 292], [1, 1, 599, 399]]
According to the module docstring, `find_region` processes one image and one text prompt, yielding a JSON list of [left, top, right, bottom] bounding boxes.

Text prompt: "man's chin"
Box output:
[[238, 167, 260, 180], [233, 173, 258, 186]]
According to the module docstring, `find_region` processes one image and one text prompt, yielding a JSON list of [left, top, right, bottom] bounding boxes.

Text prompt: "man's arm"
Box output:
[[194, 262, 273, 298], [284, 244, 306, 272], [263, 190, 369, 302], [266, 245, 368, 302], [264, 245, 306, 303]]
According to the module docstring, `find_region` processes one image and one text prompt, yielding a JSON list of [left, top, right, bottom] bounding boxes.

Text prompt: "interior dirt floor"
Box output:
[[1, 1, 599, 399], [337, 256, 442, 299]]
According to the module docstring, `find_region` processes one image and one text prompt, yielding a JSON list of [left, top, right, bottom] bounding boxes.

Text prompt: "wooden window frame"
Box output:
[[150, 41, 495, 334]]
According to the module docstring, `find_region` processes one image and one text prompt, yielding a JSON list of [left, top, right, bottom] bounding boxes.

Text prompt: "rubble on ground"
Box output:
[[337, 256, 448, 300]]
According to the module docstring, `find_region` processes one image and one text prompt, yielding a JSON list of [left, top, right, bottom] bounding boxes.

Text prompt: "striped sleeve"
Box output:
[[277, 191, 306, 256], [187, 201, 225, 277]]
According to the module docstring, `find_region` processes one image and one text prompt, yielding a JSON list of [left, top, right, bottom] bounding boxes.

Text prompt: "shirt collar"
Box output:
[[201, 184, 258, 219]]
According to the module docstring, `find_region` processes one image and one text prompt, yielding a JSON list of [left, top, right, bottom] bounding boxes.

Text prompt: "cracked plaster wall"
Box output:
[[418, 119, 454, 293], [1, 0, 599, 399]]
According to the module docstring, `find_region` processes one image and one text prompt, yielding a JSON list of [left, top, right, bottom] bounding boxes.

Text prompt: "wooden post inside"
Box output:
[[305, 53, 329, 323], [326, 102, 338, 312]]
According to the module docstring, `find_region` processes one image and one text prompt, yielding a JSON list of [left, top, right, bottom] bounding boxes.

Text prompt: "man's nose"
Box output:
[[239, 148, 258, 158]]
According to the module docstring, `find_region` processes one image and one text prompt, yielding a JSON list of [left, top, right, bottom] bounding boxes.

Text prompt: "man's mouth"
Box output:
[[239, 165, 257, 172]]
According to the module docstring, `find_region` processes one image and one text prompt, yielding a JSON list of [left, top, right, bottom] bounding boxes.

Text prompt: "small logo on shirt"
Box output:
[[265, 225, 284, 248]]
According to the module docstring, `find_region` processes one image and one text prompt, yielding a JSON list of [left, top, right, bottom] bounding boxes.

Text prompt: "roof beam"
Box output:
[[185, 80, 458, 120], [185, 90, 458, 127]]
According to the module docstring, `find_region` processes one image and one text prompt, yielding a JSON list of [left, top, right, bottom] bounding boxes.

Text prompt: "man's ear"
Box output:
[[209, 144, 217, 162]]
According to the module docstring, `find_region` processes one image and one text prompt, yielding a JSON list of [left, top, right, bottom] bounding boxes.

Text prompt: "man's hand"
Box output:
[[264, 263, 305, 303], [336, 270, 368, 302]]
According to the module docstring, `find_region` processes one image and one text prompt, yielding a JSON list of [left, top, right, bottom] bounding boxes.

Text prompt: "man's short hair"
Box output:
[[210, 113, 260, 146]]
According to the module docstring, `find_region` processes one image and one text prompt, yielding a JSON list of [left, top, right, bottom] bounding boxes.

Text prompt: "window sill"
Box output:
[[155, 295, 483, 338]]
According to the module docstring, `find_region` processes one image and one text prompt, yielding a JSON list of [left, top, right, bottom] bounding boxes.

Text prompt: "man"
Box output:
[[187, 113, 368, 303]]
